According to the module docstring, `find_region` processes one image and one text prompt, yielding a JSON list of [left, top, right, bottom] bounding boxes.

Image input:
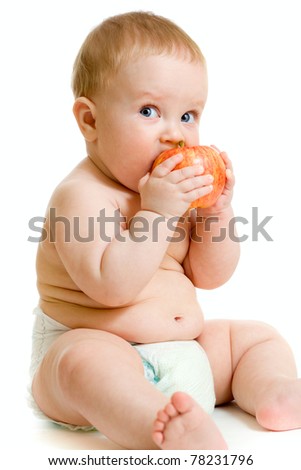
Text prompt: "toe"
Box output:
[[171, 392, 196, 414], [153, 419, 165, 432], [156, 409, 169, 423], [152, 430, 164, 447], [165, 402, 179, 418]]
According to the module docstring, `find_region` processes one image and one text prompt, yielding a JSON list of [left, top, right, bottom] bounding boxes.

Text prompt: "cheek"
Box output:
[[185, 127, 200, 146], [108, 145, 146, 191], [99, 118, 154, 189]]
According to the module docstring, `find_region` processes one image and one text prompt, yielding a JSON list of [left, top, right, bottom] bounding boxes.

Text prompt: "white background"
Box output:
[[1, 0, 301, 466]]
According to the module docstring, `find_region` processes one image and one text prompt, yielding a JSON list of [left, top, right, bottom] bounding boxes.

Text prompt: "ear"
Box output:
[[73, 97, 97, 142]]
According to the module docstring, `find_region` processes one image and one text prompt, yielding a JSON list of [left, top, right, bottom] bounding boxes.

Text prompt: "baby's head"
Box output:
[[72, 11, 206, 100], [72, 12, 208, 191]]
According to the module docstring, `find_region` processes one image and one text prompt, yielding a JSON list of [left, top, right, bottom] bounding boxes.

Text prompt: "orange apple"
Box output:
[[151, 145, 226, 209]]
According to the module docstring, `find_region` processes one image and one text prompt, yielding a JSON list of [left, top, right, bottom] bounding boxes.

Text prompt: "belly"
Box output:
[[39, 269, 204, 343]]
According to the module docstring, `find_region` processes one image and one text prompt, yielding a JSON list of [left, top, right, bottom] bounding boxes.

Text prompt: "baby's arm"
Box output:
[[51, 153, 211, 306], [97, 208, 174, 306], [183, 151, 240, 289], [51, 187, 171, 307]]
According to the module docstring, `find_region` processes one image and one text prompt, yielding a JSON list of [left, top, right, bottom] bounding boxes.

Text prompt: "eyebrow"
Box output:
[[190, 99, 206, 108], [137, 91, 205, 108], [136, 91, 164, 101]]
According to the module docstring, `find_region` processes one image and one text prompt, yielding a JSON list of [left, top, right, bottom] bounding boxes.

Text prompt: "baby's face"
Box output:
[[93, 53, 208, 192]]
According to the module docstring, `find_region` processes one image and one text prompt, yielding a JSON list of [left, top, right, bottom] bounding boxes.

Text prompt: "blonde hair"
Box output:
[[72, 11, 205, 99]]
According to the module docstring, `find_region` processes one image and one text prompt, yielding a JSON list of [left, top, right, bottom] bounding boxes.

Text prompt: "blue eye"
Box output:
[[181, 112, 195, 123], [140, 106, 159, 118]]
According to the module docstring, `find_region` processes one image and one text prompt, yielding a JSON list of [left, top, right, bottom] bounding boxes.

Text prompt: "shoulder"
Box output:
[[49, 158, 124, 216]]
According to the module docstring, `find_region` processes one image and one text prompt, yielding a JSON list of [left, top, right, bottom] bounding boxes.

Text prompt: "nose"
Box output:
[[159, 121, 184, 147]]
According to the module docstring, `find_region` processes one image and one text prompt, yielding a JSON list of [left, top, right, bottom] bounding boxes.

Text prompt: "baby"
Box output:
[[30, 11, 301, 450]]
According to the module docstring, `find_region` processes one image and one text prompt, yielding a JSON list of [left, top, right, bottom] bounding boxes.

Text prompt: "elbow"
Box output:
[[84, 283, 136, 308], [195, 279, 227, 290], [192, 271, 235, 290], [102, 283, 139, 307], [101, 293, 133, 308]]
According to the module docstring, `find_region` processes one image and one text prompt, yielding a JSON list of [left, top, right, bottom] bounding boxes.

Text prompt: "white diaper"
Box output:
[[134, 341, 215, 415], [30, 307, 70, 381]]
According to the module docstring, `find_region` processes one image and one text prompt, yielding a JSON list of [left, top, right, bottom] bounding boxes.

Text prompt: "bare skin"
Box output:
[[32, 53, 301, 449], [153, 392, 227, 450]]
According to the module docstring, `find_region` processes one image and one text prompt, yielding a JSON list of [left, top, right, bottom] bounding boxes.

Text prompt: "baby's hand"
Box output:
[[196, 149, 235, 217], [138, 153, 214, 219]]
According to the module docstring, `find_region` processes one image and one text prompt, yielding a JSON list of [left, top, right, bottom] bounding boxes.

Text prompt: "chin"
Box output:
[[118, 176, 139, 193]]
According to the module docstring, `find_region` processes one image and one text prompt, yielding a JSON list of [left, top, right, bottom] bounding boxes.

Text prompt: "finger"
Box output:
[[179, 174, 213, 193], [219, 151, 233, 171], [137, 172, 150, 193], [210, 144, 221, 153], [210, 145, 232, 170], [184, 184, 213, 204], [151, 153, 184, 177], [225, 168, 235, 189], [167, 162, 204, 183]]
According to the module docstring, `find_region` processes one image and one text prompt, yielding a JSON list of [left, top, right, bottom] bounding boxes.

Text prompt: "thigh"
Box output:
[[197, 319, 234, 405], [197, 319, 282, 405], [32, 328, 144, 427]]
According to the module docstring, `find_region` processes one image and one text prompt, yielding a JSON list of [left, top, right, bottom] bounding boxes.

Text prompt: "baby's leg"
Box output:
[[32, 329, 166, 449], [32, 329, 224, 449], [198, 319, 301, 431]]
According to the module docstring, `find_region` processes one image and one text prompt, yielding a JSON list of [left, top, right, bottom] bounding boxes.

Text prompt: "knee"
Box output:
[[55, 330, 141, 394], [231, 320, 283, 346], [253, 320, 280, 336], [256, 396, 290, 431], [56, 336, 101, 393]]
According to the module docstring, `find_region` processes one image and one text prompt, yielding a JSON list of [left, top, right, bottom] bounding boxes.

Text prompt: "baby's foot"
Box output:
[[152, 392, 227, 450], [256, 378, 301, 431]]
